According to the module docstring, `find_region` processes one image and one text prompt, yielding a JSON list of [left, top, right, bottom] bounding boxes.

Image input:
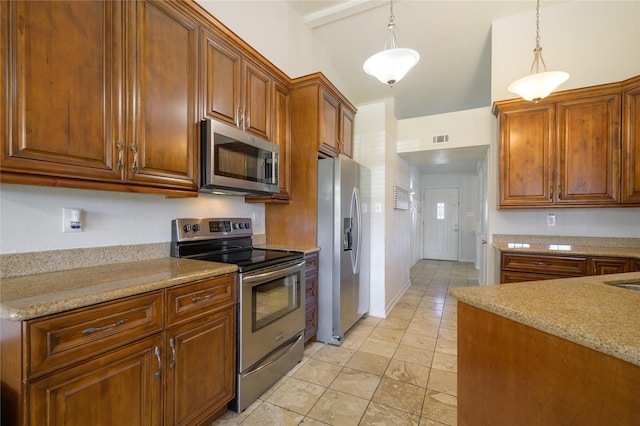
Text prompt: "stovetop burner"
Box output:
[[170, 217, 303, 272]]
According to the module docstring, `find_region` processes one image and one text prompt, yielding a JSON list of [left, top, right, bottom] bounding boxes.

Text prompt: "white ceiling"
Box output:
[[288, 0, 559, 173]]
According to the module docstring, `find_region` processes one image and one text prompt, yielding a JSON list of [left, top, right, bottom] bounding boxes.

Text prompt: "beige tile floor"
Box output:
[[214, 260, 478, 426]]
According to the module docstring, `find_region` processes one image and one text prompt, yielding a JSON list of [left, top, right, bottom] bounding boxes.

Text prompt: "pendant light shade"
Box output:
[[508, 0, 569, 102], [363, 1, 419, 86]]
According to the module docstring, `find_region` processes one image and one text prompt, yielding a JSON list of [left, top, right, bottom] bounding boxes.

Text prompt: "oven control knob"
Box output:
[[233, 223, 240, 229], [245, 222, 251, 229], [192, 224, 200, 232], [183, 224, 191, 233]]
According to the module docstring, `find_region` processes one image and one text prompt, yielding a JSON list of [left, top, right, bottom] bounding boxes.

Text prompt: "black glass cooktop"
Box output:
[[196, 248, 303, 272]]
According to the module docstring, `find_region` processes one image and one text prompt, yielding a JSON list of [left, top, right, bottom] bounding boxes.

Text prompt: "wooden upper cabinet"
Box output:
[[494, 76, 640, 209], [622, 76, 640, 204], [1, 0, 123, 182], [201, 29, 271, 141], [556, 92, 621, 205], [498, 104, 555, 207], [202, 29, 241, 126], [319, 88, 341, 157], [127, 1, 199, 191], [1, 0, 199, 194], [340, 106, 356, 158]]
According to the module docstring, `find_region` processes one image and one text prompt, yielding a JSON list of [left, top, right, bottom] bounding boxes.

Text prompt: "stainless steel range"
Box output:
[[171, 217, 305, 413]]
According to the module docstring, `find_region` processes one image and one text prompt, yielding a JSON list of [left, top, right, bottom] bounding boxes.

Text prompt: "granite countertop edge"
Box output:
[[0, 258, 237, 322], [493, 242, 640, 259], [450, 271, 640, 367]]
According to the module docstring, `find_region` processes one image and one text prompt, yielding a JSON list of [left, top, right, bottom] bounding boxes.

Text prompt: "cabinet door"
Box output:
[[1, 0, 123, 182], [498, 105, 555, 207], [28, 335, 162, 426], [622, 79, 640, 204], [127, 0, 198, 190], [590, 257, 634, 275], [202, 28, 242, 127], [243, 61, 272, 140], [319, 88, 340, 157], [165, 307, 235, 426], [340, 106, 355, 158], [272, 81, 291, 200], [557, 93, 621, 205]]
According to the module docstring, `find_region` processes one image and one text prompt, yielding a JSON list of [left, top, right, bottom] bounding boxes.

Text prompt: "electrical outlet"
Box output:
[[547, 213, 556, 227], [63, 208, 83, 232]]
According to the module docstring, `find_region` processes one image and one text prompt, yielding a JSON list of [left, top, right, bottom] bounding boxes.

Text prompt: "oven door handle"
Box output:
[[241, 260, 305, 285]]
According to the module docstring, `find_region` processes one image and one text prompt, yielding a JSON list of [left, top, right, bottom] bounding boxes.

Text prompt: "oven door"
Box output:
[[239, 259, 305, 372]]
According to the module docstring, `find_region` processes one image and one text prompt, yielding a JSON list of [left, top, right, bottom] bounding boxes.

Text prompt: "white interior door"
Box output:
[[423, 187, 459, 261]]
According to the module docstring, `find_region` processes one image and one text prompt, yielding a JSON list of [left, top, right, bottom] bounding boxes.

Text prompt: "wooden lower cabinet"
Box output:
[[165, 307, 235, 425], [28, 335, 163, 426], [500, 252, 638, 283], [304, 252, 319, 344], [0, 273, 237, 426], [589, 256, 635, 275], [458, 302, 640, 425]]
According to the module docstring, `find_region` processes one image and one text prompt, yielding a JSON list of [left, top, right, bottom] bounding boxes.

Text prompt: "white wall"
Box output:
[[354, 99, 413, 318], [0, 184, 265, 254], [397, 107, 494, 153]]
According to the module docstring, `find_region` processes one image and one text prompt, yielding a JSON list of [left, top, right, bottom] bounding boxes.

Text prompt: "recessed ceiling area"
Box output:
[[288, 1, 559, 174], [398, 145, 489, 174]]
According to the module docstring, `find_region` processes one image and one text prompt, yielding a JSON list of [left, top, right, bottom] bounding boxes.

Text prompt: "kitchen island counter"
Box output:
[[450, 271, 640, 366], [0, 257, 236, 321]]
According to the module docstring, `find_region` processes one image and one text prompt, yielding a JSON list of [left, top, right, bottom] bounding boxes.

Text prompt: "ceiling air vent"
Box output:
[[432, 134, 450, 144]]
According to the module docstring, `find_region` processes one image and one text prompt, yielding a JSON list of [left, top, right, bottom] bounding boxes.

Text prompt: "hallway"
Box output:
[[214, 260, 478, 425]]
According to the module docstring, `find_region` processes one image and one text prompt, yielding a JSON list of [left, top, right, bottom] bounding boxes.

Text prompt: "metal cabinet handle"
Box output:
[[192, 291, 216, 303], [82, 318, 127, 335], [154, 346, 161, 380], [116, 141, 123, 171], [169, 338, 176, 370], [130, 143, 138, 173]]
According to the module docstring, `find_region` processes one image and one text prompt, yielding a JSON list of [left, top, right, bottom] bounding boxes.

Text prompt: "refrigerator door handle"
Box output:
[[352, 187, 362, 274]]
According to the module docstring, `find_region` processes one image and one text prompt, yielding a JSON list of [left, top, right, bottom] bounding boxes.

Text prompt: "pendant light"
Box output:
[[363, 0, 419, 86], [508, 0, 569, 102]]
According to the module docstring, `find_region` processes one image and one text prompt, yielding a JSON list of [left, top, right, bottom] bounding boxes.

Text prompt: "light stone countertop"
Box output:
[[0, 258, 237, 321], [450, 271, 640, 366], [492, 234, 640, 258], [493, 242, 640, 259]]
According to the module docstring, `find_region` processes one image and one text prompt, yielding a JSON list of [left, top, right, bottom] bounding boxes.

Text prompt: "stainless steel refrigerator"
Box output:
[[317, 155, 370, 345]]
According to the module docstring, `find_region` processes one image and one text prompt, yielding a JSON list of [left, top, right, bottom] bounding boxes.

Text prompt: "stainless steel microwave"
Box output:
[[200, 119, 279, 195]]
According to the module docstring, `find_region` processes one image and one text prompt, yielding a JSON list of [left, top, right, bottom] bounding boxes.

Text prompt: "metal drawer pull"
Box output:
[[154, 346, 162, 380], [169, 338, 176, 370], [82, 318, 127, 334], [533, 262, 551, 266], [192, 291, 216, 302]]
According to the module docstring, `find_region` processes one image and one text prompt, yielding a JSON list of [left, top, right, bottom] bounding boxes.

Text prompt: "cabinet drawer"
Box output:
[[305, 253, 318, 270], [26, 291, 164, 379], [501, 253, 588, 276], [166, 274, 237, 326], [501, 271, 574, 284]]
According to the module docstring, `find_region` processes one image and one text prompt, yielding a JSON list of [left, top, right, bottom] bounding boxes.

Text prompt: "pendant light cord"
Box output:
[[531, 0, 547, 74], [385, 0, 398, 50]]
